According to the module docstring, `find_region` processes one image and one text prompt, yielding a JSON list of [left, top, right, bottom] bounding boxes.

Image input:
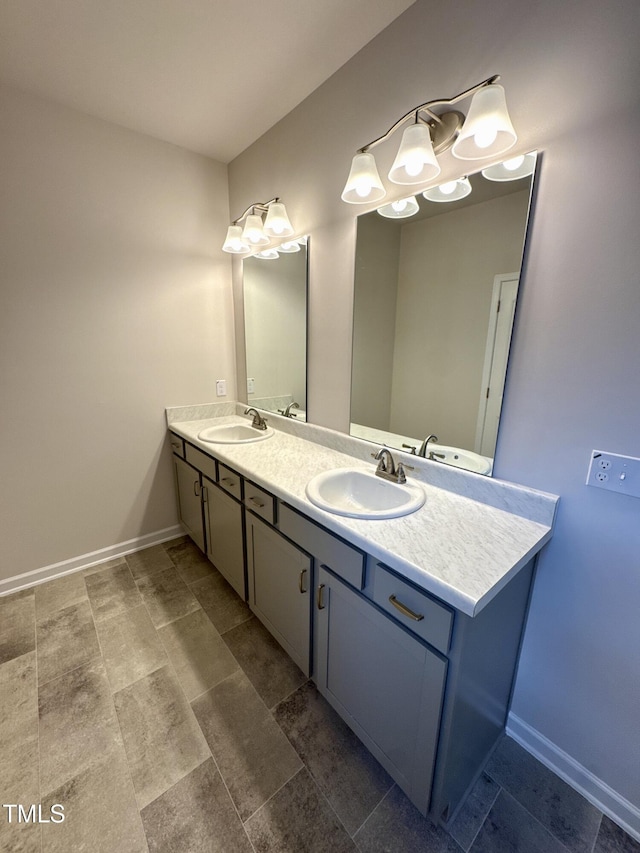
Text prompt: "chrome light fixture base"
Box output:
[[430, 110, 464, 155]]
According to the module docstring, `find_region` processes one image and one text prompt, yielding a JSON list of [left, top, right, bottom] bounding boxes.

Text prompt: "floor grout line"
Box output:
[[460, 783, 501, 852]]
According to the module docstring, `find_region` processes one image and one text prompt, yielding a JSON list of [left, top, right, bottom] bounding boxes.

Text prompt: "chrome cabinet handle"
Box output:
[[248, 496, 265, 508], [202, 485, 208, 503], [221, 477, 236, 487], [299, 568, 307, 594], [317, 584, 326, 610], [193, 479, 201, 497], [389, 594, 424, 622], [170, 440, 181, 451]]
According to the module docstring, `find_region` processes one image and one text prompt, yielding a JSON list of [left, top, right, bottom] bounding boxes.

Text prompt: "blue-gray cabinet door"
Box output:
[[203, 478, 245, 600], [246, 514, 312, 676], [173, 455, 205, 552], [316, 566, 447, 815]]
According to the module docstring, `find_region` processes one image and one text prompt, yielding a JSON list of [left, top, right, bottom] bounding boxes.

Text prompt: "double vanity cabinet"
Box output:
[[168, 417, 555, 826]]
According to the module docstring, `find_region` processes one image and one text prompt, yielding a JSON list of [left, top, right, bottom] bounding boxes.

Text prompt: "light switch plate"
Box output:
[[247, 377, 255, 394], [215, 379, 226, 397], [586, 449, 640, 498]]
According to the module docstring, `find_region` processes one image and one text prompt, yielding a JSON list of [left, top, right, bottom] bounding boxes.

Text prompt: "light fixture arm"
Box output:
[[232, 197, 280, 226], [359, 74, 500, 154]]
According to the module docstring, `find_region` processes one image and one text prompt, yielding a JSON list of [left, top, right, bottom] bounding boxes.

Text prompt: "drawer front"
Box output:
[[369, 562, 453, 654], [185, 444, 217, 483], [218, 464, 243, 500], [279, 504, 365, 590], [169, 433, 185, 459], [244, 481, 276, 525]]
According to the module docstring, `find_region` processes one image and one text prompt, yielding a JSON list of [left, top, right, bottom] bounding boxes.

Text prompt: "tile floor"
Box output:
[[1, 538, 638, 853]]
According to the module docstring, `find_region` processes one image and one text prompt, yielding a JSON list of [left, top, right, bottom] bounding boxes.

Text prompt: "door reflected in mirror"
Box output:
[[243, 239, 308, 420], [350, 154, 537, 475]]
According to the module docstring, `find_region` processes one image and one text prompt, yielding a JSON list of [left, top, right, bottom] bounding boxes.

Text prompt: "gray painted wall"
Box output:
[[0, 83, 234, 580], [228, 0, 640, 819]]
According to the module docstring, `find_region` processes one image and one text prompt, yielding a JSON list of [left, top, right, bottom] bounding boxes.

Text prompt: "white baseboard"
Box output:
[[0, 525, 184, 597], [507, 712, 640, 843]]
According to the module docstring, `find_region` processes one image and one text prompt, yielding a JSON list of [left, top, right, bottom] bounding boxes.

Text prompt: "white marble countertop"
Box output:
[[168, 412, 558, 617]]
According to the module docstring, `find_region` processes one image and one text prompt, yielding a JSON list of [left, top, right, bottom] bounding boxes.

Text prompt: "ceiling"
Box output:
[[0, 0, 415, 163]]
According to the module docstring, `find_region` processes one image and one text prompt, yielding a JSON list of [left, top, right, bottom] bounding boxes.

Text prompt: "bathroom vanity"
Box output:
[[167, 405, 557, 825]]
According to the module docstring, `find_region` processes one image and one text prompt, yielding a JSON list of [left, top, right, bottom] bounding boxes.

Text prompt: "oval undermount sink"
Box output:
[[306, 467, 425, 520], [198, 423, 274, 444]]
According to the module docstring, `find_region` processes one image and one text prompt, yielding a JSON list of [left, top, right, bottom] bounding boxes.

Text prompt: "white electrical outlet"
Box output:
[[247, 377, 255, 394], [586, 450, 640, 498], [215, 379, 226, 397]]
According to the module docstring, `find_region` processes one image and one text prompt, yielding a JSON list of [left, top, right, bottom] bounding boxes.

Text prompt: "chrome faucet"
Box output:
[[278, 401, 300, 418], [372, 447, 411, 484], [417, 434, 444, 460], [244, 407, 268, 430]]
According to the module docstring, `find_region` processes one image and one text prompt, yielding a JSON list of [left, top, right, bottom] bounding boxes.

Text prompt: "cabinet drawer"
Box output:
[[169, 433, 185, 458], [185, 444, 217, 483], [244, 481, 276, 525], [218, 464, 243, 500], [279, 504, 365, 590], [369, 562, 453, 655]]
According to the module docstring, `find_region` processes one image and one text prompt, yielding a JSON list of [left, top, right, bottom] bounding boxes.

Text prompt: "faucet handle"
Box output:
[[402, 444, 417, 455]]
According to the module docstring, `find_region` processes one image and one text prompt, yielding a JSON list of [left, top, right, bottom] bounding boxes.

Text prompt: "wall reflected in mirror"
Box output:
[[350, 154, 538, 475], [243, 238, 308, 420]]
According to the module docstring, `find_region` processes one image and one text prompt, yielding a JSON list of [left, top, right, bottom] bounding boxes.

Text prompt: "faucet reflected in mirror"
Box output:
[[242, 239, 309, 421], [350, 153, 537, 476], [278, 401, 300, 418]]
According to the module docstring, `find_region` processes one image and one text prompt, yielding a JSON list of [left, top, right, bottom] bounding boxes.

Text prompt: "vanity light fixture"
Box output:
[[222, 198, 294, 254], [422, 176, 472, 203], [254, 248, 280, 260], [377, 196, 420, 219], [341, 75, 517, 205], [482, 151, 536, 182]]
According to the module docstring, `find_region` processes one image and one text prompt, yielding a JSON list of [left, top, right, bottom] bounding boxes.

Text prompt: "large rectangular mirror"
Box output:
[[350, 154, 537, 474], [243, 238, 308, 420]]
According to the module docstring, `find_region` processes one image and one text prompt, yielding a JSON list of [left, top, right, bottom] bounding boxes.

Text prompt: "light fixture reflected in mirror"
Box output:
[[423, 177, 471, 203], [222, 198, 296, 254], [482, 152, 536, 181], [255, 248, 280, 260], [278, 240, 302, 253], [377, 196, 420, 219], [341, 75, 518, 205]]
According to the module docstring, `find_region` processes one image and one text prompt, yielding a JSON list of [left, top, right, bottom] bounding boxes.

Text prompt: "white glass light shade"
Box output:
[[482, 151, 536, 182], [278, 240, 301, 253], [377, 196, 420, 219], [452, 84, 517, 160], [242, 214, 270, 246], [388, 123, 441, 185], [222, 224, 250, 253], [341, 152, 385, 204], [263, 202, 294, 237], [422, 177, 471, 203], [255, 248, 279, 259]]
